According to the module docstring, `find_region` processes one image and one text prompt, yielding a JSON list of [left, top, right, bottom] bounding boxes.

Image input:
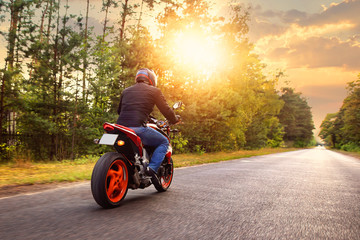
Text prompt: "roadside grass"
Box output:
[[332, 149, 360, 159], [0, 156, 99, 187], [172, 148, 297, 168], [0, 148, 297, 187]]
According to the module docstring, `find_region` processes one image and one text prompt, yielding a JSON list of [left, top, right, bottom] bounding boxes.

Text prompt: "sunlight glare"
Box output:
[[172, 31, 223, 73]]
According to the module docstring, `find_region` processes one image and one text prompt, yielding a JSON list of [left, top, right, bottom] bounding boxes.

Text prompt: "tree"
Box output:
[[0, 0, 28, 140], [278, 87, 315, 147], [319, 112, 341, 147], [16, 0, 87, 160], [321, 76, 360, 150], [342, 77, 360, 144]]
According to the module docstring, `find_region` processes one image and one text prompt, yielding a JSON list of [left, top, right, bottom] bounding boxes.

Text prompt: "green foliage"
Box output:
[[320, 76, 360, 151], [319, 112, 339, 147], [342, 78, 360, 143], [266, 117, 285, 148], [278, 87, 315, 147], [171, 133, 189, 154], [193, 145, 206, 155], [340, 142, 360, 152], [0, 143, 16, 162]]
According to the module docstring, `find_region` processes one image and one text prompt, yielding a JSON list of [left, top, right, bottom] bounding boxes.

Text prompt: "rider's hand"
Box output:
[[175, 115, 182, 124]]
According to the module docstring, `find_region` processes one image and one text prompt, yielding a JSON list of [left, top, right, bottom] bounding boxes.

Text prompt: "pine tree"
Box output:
[[278, 87, 315, 147], [0, 0, 30, 141]]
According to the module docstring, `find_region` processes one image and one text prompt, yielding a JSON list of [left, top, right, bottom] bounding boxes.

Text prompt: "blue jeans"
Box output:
[[130, 126, 169, 172]]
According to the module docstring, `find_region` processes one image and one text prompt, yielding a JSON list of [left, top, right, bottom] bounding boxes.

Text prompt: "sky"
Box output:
[[1, 0, 359, 141]]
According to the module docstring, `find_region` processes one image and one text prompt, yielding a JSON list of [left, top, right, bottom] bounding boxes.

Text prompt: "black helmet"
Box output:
[[135, 68, 157, 87]]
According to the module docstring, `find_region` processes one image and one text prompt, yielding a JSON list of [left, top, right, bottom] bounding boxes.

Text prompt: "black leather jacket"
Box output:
[[116, 82, 178, 127]]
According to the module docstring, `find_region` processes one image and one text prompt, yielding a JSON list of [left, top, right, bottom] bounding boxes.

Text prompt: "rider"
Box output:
[[116, 68, 180, 180]]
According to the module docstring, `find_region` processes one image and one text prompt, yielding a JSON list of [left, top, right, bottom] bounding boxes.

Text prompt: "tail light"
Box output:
[[103, 123, 114, 132]]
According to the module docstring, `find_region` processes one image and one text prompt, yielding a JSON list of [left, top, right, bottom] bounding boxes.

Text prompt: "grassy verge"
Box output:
[[0, 157, 98, 187], [332, 149, 360, 159], [0, 148, 297, 187], [172, 148, 297, 168]]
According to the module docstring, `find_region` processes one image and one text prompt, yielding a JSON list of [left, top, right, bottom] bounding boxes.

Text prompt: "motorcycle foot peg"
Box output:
[[143, 161, 148, 169], [139, 179, 151, 189]]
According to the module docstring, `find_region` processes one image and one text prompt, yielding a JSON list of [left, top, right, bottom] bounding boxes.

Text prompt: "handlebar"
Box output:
[[148, 117, 182, 135]]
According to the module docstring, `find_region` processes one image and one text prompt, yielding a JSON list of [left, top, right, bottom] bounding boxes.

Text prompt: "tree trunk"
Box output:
[[82, 0, 89, 102], [102, 0, 111, 42], [46, 0, 54, 44], [120, 0, 129, 40], [70, 97, 78, 160], [0, 69, 7, 138], [8, 0, 21, 70], [0, 0, 22, 139], [137, 0, 144, 31], [29, 0, 49, 78], [50, 0, 61, 159]]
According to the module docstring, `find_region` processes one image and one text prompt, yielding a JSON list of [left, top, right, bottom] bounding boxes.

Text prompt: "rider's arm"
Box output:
[[154, 88, 179, 124]]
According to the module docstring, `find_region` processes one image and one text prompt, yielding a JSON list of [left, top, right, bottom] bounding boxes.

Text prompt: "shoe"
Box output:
[[146, 167, 160, 186]]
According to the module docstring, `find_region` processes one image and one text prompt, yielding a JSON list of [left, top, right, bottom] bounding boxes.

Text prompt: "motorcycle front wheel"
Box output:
[[91, 152, 129, 208]]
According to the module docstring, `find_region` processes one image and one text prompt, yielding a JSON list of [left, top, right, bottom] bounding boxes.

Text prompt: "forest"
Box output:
[[319, 76, 360, 152], [0, 0, 315, 162]]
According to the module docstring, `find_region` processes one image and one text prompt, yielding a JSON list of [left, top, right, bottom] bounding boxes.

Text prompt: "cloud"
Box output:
[[257, 8, 308, 23], [248, 19, 286, 40], [250, 0, 360, 71], [250, 1, 360, 38], [283, 9, 308, 23], [248, 6, 308, 40], [300, 0, 360, 27], [268, 35, 360, 70]]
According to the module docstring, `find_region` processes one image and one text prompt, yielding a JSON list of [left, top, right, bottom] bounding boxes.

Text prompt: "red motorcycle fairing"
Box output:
[[103, 122, 143, 157], [103, 122, 172, 163]]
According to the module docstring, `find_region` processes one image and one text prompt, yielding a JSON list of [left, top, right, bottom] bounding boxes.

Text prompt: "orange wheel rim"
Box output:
[[161, 167, 173, 189], [106, 160, 128, 203]]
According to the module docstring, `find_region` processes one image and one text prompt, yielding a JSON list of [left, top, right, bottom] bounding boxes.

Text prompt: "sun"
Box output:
[[171, 30, 224, 72]]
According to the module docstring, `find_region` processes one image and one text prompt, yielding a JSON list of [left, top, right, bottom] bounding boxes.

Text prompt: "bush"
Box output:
[[267, 139, 284, 148], [0, 143, 16, 162], [193, 145, 206, 155], [171, 134, 189, 154], [340, 142, 360, 152], [293, 139, 314, 148]]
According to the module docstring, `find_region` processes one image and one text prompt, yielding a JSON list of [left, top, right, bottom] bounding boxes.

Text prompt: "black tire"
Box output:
[[153, 157, 174, 192], [91, 152, 129, 208]]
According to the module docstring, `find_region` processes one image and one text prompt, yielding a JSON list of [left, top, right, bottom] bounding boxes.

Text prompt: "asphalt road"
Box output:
[[1, 149, 360, 240]]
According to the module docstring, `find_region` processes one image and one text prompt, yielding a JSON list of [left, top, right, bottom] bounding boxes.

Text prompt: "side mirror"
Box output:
[[172, 101, 182, 110]]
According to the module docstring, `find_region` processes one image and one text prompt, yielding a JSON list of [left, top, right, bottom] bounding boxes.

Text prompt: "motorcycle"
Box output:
[[91, 102, 182, 208]]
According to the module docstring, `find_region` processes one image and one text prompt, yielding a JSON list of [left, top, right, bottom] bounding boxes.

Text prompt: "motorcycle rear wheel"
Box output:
[[91, 152, 129, 208], [154, 157, 174, 192]]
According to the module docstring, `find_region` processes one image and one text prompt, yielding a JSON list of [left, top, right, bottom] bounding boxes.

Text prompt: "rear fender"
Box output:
[[103, 122, 143, 157]]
